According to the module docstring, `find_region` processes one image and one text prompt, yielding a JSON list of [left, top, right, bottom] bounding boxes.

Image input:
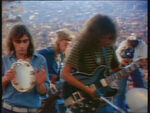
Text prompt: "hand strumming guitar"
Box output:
[[85, 86, 104, 102]]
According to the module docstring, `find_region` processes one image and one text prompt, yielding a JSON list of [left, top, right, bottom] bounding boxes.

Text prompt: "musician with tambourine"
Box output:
[[62, 14, 147, 113], [2, 24, 50, 113]]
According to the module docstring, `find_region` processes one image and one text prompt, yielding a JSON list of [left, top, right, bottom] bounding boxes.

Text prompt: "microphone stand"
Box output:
[[97, 96, 125, 113]]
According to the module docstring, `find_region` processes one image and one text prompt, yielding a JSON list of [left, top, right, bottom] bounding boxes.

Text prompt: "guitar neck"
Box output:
[[106, 62, 140, 83]]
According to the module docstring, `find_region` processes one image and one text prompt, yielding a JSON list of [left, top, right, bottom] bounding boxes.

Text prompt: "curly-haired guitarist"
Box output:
[[62, 14, 147, 113]]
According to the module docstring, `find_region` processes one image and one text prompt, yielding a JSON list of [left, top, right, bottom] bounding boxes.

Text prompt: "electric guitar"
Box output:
[[63, 59, 145, 111]]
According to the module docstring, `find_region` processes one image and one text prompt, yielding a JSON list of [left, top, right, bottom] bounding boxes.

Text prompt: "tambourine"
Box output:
[[11, 59, 36, 92]]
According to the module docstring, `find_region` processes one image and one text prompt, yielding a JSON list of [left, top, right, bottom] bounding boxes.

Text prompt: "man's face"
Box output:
[[100, 34, 114, 47], [13, 35, 30, 56], [59, 40, 71, 52]]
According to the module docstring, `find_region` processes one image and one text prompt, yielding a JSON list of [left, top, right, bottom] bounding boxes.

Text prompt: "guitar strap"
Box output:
[[102, 47, 113, 76]]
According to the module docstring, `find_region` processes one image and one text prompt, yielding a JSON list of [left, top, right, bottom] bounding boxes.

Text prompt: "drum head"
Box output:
[[126, 88, 148, 112], [11, 59, 36, 92]]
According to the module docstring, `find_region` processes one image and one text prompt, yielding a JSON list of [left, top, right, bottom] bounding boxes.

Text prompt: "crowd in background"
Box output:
[[2, 1, 147, 52], [2, 1, 148, 113]]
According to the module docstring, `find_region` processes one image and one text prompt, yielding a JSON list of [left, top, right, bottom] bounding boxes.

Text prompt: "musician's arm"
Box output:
[[36, 73, 50, 95], [36, 64, 50, 95], [113, 67, 122, 73], [2, 76, 10, 89], [2, 69, 16, 89], [62, 64, 95, 97], [37, 83, 47, 95]]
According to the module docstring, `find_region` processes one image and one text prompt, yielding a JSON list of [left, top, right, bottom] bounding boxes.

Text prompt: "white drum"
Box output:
[[11, 59, 36, 92], [126, 88, 148, 113]]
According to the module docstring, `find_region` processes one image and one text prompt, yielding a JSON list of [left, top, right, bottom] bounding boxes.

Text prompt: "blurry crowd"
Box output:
[[2, 1, 148, 113], [2, 1, 147, 53]]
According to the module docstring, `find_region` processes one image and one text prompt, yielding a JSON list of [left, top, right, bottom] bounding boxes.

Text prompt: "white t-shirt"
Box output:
[[133, 40, 147, 61]]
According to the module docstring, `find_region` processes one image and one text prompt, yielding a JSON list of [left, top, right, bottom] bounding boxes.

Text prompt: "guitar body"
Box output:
[[62, 59, 141, 112], [63, 66, 118, 109]]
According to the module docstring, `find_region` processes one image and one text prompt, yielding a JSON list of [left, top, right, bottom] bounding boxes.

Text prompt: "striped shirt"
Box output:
[[66, 42, 120, 75]]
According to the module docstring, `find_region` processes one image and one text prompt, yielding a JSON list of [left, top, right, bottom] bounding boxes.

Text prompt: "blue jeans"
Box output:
[[115, 68, 147, 113], [131, 69, 147, 88], [115, 77, 128, 113], [96, 104, 114, 113], [55, 103, 66, 113]]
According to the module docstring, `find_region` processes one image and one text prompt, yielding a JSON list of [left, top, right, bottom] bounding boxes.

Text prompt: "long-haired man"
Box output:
[[2, 24, 50, 113], [62, 14, 146, 113]]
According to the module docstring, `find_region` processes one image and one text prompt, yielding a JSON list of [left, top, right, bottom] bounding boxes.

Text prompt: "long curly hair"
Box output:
[[78, 14, 118, 50], [6, 24, 34, 57]]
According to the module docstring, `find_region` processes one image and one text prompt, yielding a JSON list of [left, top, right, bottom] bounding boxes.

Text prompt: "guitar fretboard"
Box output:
[[106, 62, 140, 83]]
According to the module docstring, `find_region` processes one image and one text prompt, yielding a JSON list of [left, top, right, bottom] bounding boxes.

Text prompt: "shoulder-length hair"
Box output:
[[6, 24, 34, 57], [54, 28, 73, 54], [78, 14, 118, 50]]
